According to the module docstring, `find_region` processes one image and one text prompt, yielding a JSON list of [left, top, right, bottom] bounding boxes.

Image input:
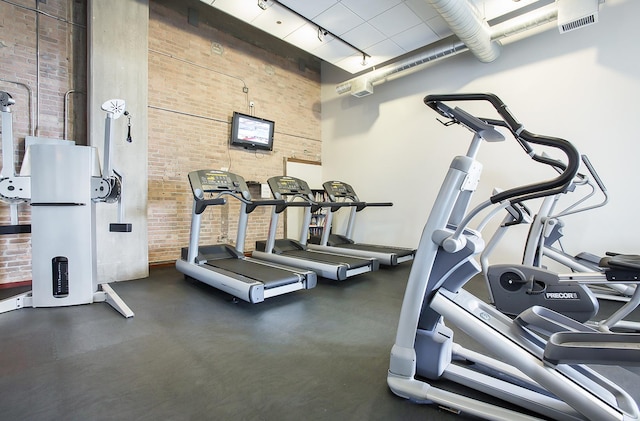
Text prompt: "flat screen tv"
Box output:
[[229, 112, 275, 151]]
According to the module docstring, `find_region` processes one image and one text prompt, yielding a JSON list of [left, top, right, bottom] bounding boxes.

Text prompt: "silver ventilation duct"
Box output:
[[335, 38, 468, 97], [336, 1, 600, 97], [428, 0, 501, 63], [490, 6, 558, 40]]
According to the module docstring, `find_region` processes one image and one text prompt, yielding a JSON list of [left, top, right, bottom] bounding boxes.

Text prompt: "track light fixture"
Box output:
[[317, 27, 327, 42], [255, 0, 370, 66]]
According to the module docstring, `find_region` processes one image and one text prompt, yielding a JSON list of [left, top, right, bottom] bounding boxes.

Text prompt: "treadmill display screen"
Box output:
[[199, 172, 232, 191], [276, 179, 303, 193], [329, 182, 348, 195], [326, 181, 355, 198]]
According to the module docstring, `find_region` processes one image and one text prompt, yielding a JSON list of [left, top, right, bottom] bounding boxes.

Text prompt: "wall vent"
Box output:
[[350, 79, 373, 98], [557, 0, 600, 34]]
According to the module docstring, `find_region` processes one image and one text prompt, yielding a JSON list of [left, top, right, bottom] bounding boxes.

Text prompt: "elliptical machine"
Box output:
[[482, 155, 640, 329], [0, 92, 133, 317], [388, 93, 640, 420], [521, 157, 636, 301]]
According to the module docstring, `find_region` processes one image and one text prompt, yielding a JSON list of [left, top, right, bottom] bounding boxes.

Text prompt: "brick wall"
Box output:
[[147, 2, 321, 264]]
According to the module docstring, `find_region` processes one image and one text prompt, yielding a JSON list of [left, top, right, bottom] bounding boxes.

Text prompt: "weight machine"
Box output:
[[0, 91, 133, 317]]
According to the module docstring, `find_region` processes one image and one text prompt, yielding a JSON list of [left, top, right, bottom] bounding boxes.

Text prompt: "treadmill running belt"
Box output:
[[284, 250, 372, 268], [208, 259, 300, 289], [335, 243, 414, 256]]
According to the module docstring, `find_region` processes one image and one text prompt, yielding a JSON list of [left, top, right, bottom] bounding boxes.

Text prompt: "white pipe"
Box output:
[[428, 0, 500, 63], [335, 37, 468, 95], [35, 0, 40, 135], [64, 90, 85, 141], [491, 5, 558, 41], [336, 3, 558, 97]]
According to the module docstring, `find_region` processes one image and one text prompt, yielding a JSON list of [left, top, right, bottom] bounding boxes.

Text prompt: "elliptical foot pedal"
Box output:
[[600, 254, 640, 281], [544, 331, 640, 365], [109, 223, 132, 232]]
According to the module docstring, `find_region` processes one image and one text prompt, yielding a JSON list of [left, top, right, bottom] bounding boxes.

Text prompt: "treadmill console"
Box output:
[[323, 180, 358, 202], [188, 169, 250, 200], [267, 176, 313, 200]]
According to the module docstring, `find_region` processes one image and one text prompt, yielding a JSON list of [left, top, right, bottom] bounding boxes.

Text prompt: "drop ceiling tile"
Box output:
[[404, 0, 441, 21], [341, 22, 386, 50], [334, 52, 371, 73], [284, 22, 334, 53], [250, 3, 307, 38], [368, 3, 422, 38], [210, 0, 263, 24], [340, 0, 402, 21], [391, 23, 440, 53], [278, 0, 339, 20], [425, 16, 454, 38], [314, 37, 359, 63], [314, 3, 365, 36], [204, 0, 550, 75], [364, 38, 405, 65]]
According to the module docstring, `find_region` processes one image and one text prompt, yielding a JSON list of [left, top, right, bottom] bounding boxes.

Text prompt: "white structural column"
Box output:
[[88, 0, 149, 282]]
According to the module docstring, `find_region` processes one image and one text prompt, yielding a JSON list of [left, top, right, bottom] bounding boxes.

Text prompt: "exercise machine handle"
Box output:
[[312, 200, 363, 213], [504, 201, 531, 227], [244, 198, 285, 214], [348, 201, 393, 212], [484, 119, 569, 173], [194, 197, 226, 215], [582, 155, 607, 194], [359, 201, 393, 207], [424, 93, 580, 206]]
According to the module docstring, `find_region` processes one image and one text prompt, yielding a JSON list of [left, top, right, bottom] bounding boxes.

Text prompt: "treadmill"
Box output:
[[252, 175, 379, 280], [307, 180, 415, 266], [175, 169, 317, 303]]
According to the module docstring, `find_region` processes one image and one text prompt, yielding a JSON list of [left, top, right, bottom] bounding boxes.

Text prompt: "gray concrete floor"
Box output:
[[0, 264, 638, 420]]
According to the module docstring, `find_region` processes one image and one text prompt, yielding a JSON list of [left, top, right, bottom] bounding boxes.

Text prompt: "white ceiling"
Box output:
[[199, 0, 543, 74]]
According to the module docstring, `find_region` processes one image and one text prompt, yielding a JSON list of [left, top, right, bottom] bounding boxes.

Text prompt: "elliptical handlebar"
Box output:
[[582, 154, 607, 194], [424, 93, 580, 206], [546, 154, 609, 219]]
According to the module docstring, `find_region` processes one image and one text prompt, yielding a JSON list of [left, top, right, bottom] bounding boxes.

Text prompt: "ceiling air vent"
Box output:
[[350, 79, 373, 98], [557, 0, 601, 34]]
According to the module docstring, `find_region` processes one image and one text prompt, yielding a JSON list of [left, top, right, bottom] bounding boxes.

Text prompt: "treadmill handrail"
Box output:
[[353, 201, 393, 212], [268, 196, 362, 214], [273, 200, 311, 214], [360, 202, 393, 207], [244, 198, 285, 214], [195, 197, 226, 215], [315, 200, 364, 213]]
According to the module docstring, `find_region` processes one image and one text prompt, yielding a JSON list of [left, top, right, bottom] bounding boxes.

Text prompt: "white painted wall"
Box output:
[[321, 0, 639, 268]]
